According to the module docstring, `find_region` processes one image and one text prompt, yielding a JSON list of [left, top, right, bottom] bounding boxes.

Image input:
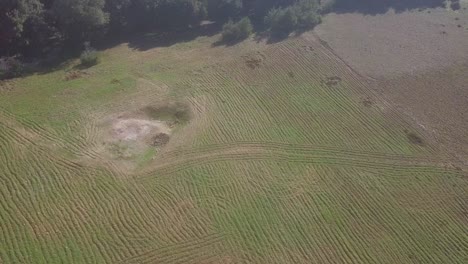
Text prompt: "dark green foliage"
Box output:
[[264, 0, 321, 36], [0, 0, 53, 56], [0, 0, 329, 61], [207, 0, 243, 21], [80, 44, 99, 67], [265, 7, 298, 36], [221, 17, 253, 43], [320, 0, 336, 13], [295, 0, 321, 28], [52, 0, 109, 42], [0, 57, 24, 79]]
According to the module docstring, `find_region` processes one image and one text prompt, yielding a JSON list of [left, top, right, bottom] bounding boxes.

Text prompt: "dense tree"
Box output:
[[221, 17, 253, 43], [1, 0, 452, 60], [265, 0, 321, 36], [0, 0, 48, 56], [52, 0, 109, 43], [105, 0, 132, 33], [155, 0, 208, 28], [207, 0, 243, 21]]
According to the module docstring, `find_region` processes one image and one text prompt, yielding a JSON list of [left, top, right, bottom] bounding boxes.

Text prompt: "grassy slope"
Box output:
[[0, 33, 466, 263]]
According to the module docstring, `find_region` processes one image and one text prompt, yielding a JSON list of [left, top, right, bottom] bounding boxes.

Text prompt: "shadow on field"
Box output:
[[331, 0, 459, 15], [127, 21, 222, 51]]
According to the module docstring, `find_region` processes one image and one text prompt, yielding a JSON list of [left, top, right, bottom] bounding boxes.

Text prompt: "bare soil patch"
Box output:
[[102, 116, 171, 163], [361, 97, 373, 108], [90, 100, 194, 173], [323, 76, 342, 87], [65, 70, 89, 81], [151, 133, 170, 147], [0, 80, 14, 92], [112, 118, 170, 142], [243, 52, 266, 69], [95, 105, 186, 169]]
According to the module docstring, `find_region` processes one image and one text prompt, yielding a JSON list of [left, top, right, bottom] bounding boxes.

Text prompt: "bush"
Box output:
[[320, 0, 336, 13], [265, 0, 321, 36], [265, 7, 298, 36], [295, 0, 322, 28], [296, 7, 321, 29], [80, 48, 99, 67], [221, 17, 253, 43], [0, 57, 24, 79]]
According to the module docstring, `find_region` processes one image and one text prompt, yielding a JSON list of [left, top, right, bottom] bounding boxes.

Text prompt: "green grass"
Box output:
[[0, 33, 466, 263], [137, 147, 157, 167]]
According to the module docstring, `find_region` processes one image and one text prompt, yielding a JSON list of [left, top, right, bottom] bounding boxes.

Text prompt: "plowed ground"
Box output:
[[0, 12, 467, 263]]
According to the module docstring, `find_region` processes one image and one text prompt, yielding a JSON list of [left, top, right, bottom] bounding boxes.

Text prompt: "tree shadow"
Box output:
[[331, 0, 459, 15], [127, 21, 222, 51]]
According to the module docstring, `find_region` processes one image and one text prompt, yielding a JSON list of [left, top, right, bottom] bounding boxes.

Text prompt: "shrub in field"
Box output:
[[80, 44, 100, 67], [221, 17, 253, 43], [265, 0, 321, 36], [295, 0, 322, 29]]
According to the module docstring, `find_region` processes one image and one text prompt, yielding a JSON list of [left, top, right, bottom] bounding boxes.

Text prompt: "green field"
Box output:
[[0, 32, 467, 263]]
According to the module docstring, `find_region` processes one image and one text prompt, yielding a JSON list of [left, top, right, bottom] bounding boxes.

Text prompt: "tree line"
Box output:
[[1, 0, 329, 58]]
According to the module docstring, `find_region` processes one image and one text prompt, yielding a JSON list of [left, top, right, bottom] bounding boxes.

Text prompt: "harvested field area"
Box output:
[[315, 6, 468, 78], [0, 7, 467, 264], [315, 4, 468, 163]]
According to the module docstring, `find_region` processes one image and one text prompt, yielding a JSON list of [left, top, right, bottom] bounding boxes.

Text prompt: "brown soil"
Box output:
[[314, 7, 468, 163], [405, 129, 425, 146], [243, 52, 266, 69], [323, 76, 342, 87], [112, 118, 170, 142], [315, 8, 468, 78], [151, 133, 170, 147], [374, 65, 468, 162], [0, 80, 14, 92], [94, 112, 173, 171], [361, 97, 373, 108], [65, 70, 89, 81]]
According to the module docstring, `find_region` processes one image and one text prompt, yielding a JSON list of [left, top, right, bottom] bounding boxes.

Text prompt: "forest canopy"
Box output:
[[1, 0, 328, 57], [1, 0, 451, 58]]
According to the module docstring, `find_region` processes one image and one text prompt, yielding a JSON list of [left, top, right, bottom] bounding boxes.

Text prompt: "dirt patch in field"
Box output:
[[151, 133, 170, 147], [92, 100, 195, 171], [65, 70, 89, 81], [243, 52, 266, 69], [323, 76, 342, 87], [102, 116, 172, 162], [361, 97, 373, 108], [112, 118, 170, 143], [96, 103, 190, 167], [0, 80, 14, 92]]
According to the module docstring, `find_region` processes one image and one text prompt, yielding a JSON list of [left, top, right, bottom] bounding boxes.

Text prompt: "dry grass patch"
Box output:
[[315, 7, 468, 78]]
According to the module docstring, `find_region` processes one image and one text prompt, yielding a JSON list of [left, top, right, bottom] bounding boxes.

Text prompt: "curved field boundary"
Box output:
[[138, 142, 463, 180], [158, 141, 444, 163]]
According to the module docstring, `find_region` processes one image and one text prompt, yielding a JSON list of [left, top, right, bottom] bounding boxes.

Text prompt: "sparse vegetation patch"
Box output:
[[80, 44, 100, 67]]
